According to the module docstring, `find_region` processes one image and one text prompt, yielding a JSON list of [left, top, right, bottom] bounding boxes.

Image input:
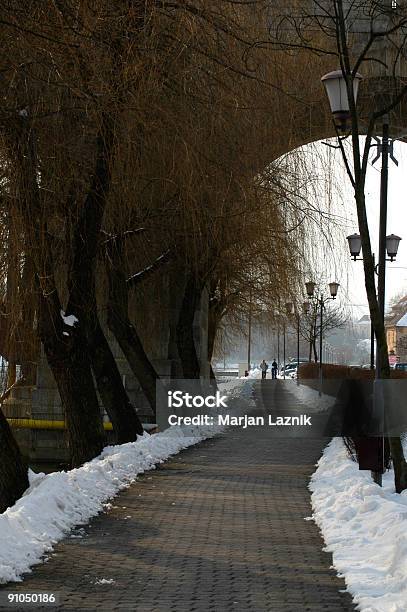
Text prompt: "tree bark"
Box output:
[[38, 294, 106, 467], [208, 299, 222, 388], [207, 302, 220, 365], [0, 409, 29, 513], [66, 113, 143, 442], [107, 286, 159, 418], [176, 275, 203, 379], [87, 316, 144, 438], [20, 250, 39, 385], [7, 117, 107, 467], [389, 437, 407, 493]]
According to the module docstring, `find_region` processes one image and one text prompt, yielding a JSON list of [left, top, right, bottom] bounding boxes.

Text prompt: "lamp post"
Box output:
[[296, 307, 300, 380], [303, 300, 313, 363], [322, 67, 401, 370], [305, 281, 340, 393], [346, 232, 402, 370], [322, 66, 402, 486], [283, 302, 294, 380]]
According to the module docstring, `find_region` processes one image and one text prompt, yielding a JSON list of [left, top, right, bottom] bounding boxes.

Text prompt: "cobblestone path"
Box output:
[[0, 381, 355, 611]]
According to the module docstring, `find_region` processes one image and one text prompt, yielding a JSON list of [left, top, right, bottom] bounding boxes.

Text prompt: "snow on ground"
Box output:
[[310, 437, 407, 612], [239, 366, 261, 379], [287, 380, 336, 413], [0, 380, 255, 585]]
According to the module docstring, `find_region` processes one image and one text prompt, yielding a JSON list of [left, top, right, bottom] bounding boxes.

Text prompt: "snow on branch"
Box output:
[[127, 250, 171, 287]]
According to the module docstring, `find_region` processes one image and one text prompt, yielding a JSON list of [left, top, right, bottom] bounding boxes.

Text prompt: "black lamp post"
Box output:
[[284, 302, 294, 380], [305, 281, 340, 392], [302, 300, 312, 363], [322, 65, 402, 486], [346, 232, 402, 370]]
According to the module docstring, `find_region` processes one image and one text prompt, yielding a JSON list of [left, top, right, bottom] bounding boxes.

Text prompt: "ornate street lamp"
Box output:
[[346, 232, 402, 263], [304, 281, 340, 393], [321, 70, 363, 134], [305, 281, 316, 298], [346, 233, 362, 260], [386, 234, 402, 261], [346, 232, 401, 371], [329, 282, 340, 299], [302, 301, 311, 314]]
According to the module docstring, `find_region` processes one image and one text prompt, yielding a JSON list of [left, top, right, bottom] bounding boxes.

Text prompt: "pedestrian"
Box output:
[[260, 359, 268, 379], [271, 360, 278, 379]]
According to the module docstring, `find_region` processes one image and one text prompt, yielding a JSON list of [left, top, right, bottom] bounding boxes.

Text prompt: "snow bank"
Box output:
[[0, 380, 254, 585], [310, 438, 407, 612], [240, 367, 261, 379], [0, 426, 221, 584]]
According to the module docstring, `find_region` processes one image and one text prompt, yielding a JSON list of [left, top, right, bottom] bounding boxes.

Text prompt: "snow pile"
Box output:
[[0, 380, 254, 584], [240, 367, 261, 379], [0, 427, 219, 584], [310, 438, 407, 612]]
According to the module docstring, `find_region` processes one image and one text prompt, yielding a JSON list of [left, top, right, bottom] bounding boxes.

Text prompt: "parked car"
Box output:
[[280, 363, 298, 376], [395, 363, 407, 372]]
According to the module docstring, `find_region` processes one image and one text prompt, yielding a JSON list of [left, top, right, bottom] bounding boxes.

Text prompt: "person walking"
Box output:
[[260, 359, 268, 380], [271, 360, 278, 379]]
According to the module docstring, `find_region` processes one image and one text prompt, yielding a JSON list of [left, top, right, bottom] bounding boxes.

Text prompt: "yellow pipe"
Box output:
[[7, 418, 113, 431]]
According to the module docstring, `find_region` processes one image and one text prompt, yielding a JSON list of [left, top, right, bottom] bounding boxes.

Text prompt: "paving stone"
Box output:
[[0, 381, 355, 611]]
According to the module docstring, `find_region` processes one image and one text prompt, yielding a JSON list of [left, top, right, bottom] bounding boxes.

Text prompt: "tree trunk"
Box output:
[[66, 113, 143, 442], [38, 294, 106, 467], [107, 309, 159, 418], [176, 275, 202, 379], [8, 118, 106, 467], [20, 250, 39, 385], [107, 250, 161, 417], [207, 303, 220, 365], [0, 409, 29, 513], [208, 299, 223, 389], [5, 201, 18, 386], [86, 316, 144, 439], [353, 186, 407, 490], [389, 437, 407, 493]]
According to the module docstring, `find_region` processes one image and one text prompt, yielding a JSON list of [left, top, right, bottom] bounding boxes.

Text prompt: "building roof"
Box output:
[[386, 295, 407, 327], [396, 313, 407, 327]]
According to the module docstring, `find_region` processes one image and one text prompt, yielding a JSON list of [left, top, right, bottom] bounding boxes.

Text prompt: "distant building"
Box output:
[[354, 314, 371, 341], [385, 296, 407, 361]]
